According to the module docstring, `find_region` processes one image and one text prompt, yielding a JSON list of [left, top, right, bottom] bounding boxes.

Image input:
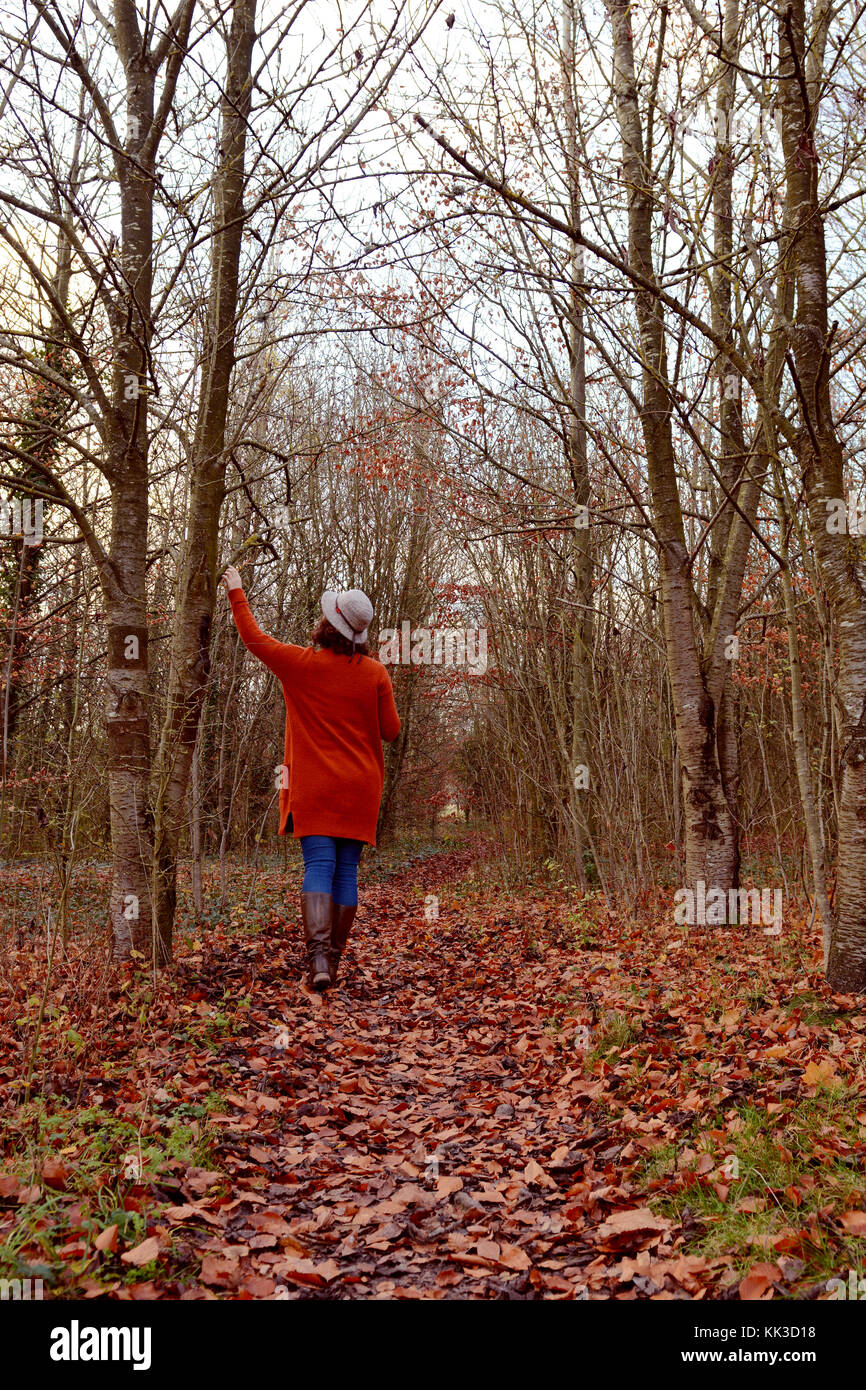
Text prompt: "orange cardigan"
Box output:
[[229, 588, 401, 845]]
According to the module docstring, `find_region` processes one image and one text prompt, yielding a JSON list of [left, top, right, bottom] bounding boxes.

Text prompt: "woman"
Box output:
[[222, 566, 401, 991]]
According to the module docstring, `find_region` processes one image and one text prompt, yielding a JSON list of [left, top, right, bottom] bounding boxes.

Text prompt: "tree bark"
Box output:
[[151, 0, 257, 962], [104, 34, 159, 958], [606, 0, 740, 897], [101, 0, 195, 958], [562, 0, 594, 887], [778, 0, 866, 989]]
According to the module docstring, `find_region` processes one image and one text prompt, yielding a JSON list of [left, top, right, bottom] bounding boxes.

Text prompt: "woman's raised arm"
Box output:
[[223, 568, 297, 677]]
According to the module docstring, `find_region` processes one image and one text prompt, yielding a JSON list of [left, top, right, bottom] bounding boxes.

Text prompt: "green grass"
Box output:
[[782, 990, 847, 1027], [0, 1100, 220, 1288], [588, 1010, 642, 1062], [643, 1093, 866, 1286]]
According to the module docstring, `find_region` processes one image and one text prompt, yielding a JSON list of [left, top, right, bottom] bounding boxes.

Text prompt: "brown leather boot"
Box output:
[[301, 892, 333, 991], [329, 902, 357, 984]]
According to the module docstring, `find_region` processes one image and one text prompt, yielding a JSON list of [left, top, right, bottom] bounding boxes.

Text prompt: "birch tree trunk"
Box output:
[[778, 0, 866, 989]]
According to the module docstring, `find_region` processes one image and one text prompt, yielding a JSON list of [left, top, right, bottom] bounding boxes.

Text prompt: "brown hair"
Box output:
[[310, 615, 370, 659]]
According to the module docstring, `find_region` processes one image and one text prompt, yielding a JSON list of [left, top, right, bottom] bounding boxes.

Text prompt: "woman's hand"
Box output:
[[222, 564, 243, 592]]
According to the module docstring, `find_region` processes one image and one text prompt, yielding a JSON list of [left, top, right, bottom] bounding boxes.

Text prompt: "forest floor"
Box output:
[[2, 841, 866, 1300]]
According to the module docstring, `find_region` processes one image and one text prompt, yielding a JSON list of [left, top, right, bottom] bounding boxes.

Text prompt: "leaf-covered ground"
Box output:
[[2, 843, 866, 1300]]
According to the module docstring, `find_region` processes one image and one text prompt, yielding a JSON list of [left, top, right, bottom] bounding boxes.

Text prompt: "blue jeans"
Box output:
[[300, 836, 364, 906]]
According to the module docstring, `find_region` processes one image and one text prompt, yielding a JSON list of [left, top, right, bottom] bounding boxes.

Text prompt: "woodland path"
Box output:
[[6, 848, 833, 1301], [152, 848, 713, 1300]]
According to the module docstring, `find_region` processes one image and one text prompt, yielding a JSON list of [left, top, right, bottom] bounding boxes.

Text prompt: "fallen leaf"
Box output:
[[498, 1243, 532, 1271], [803, 1059, 838, 1087], [94, 1224, 119, 1254], [739, 1263, 779, 1300], [436, 1176, 463, 1197], [120, 1237, 160, 1267], [200, 1255, 240, 1287], [41, 1158, 69, 1190], [596, 1208, 671, 1243]]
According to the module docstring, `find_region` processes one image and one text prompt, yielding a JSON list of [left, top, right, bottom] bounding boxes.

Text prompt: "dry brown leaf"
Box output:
[[200, 1255, 240, 1287], [498, 1243, 532, 1271], [596, 1208, 671, 1242], [839, 1210, 866, 1236], [94, 1224, 118, 1254], [803, 1058, 837, 1087], [739, 1263, 779, 1300], [436, 1175, 463, 1197], [41, 1158, 69, 1191], [120, 1236, 160, 1267]]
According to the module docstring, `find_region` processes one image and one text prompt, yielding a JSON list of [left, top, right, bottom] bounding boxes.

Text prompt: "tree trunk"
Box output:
[[773, 458, 835, 960], [190, 722, 203, 916], [562, 0, 594, 887], [606, 0, 740, 898], [778, 0, 866, 989], [104, 39, 159, 958], [706, 0, 746, 892], [151, 0, 258, 962], [104, 522, 152, 958]]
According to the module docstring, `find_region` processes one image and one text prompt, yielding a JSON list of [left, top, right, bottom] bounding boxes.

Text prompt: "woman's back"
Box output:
[[227, 587, 400, 843]]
